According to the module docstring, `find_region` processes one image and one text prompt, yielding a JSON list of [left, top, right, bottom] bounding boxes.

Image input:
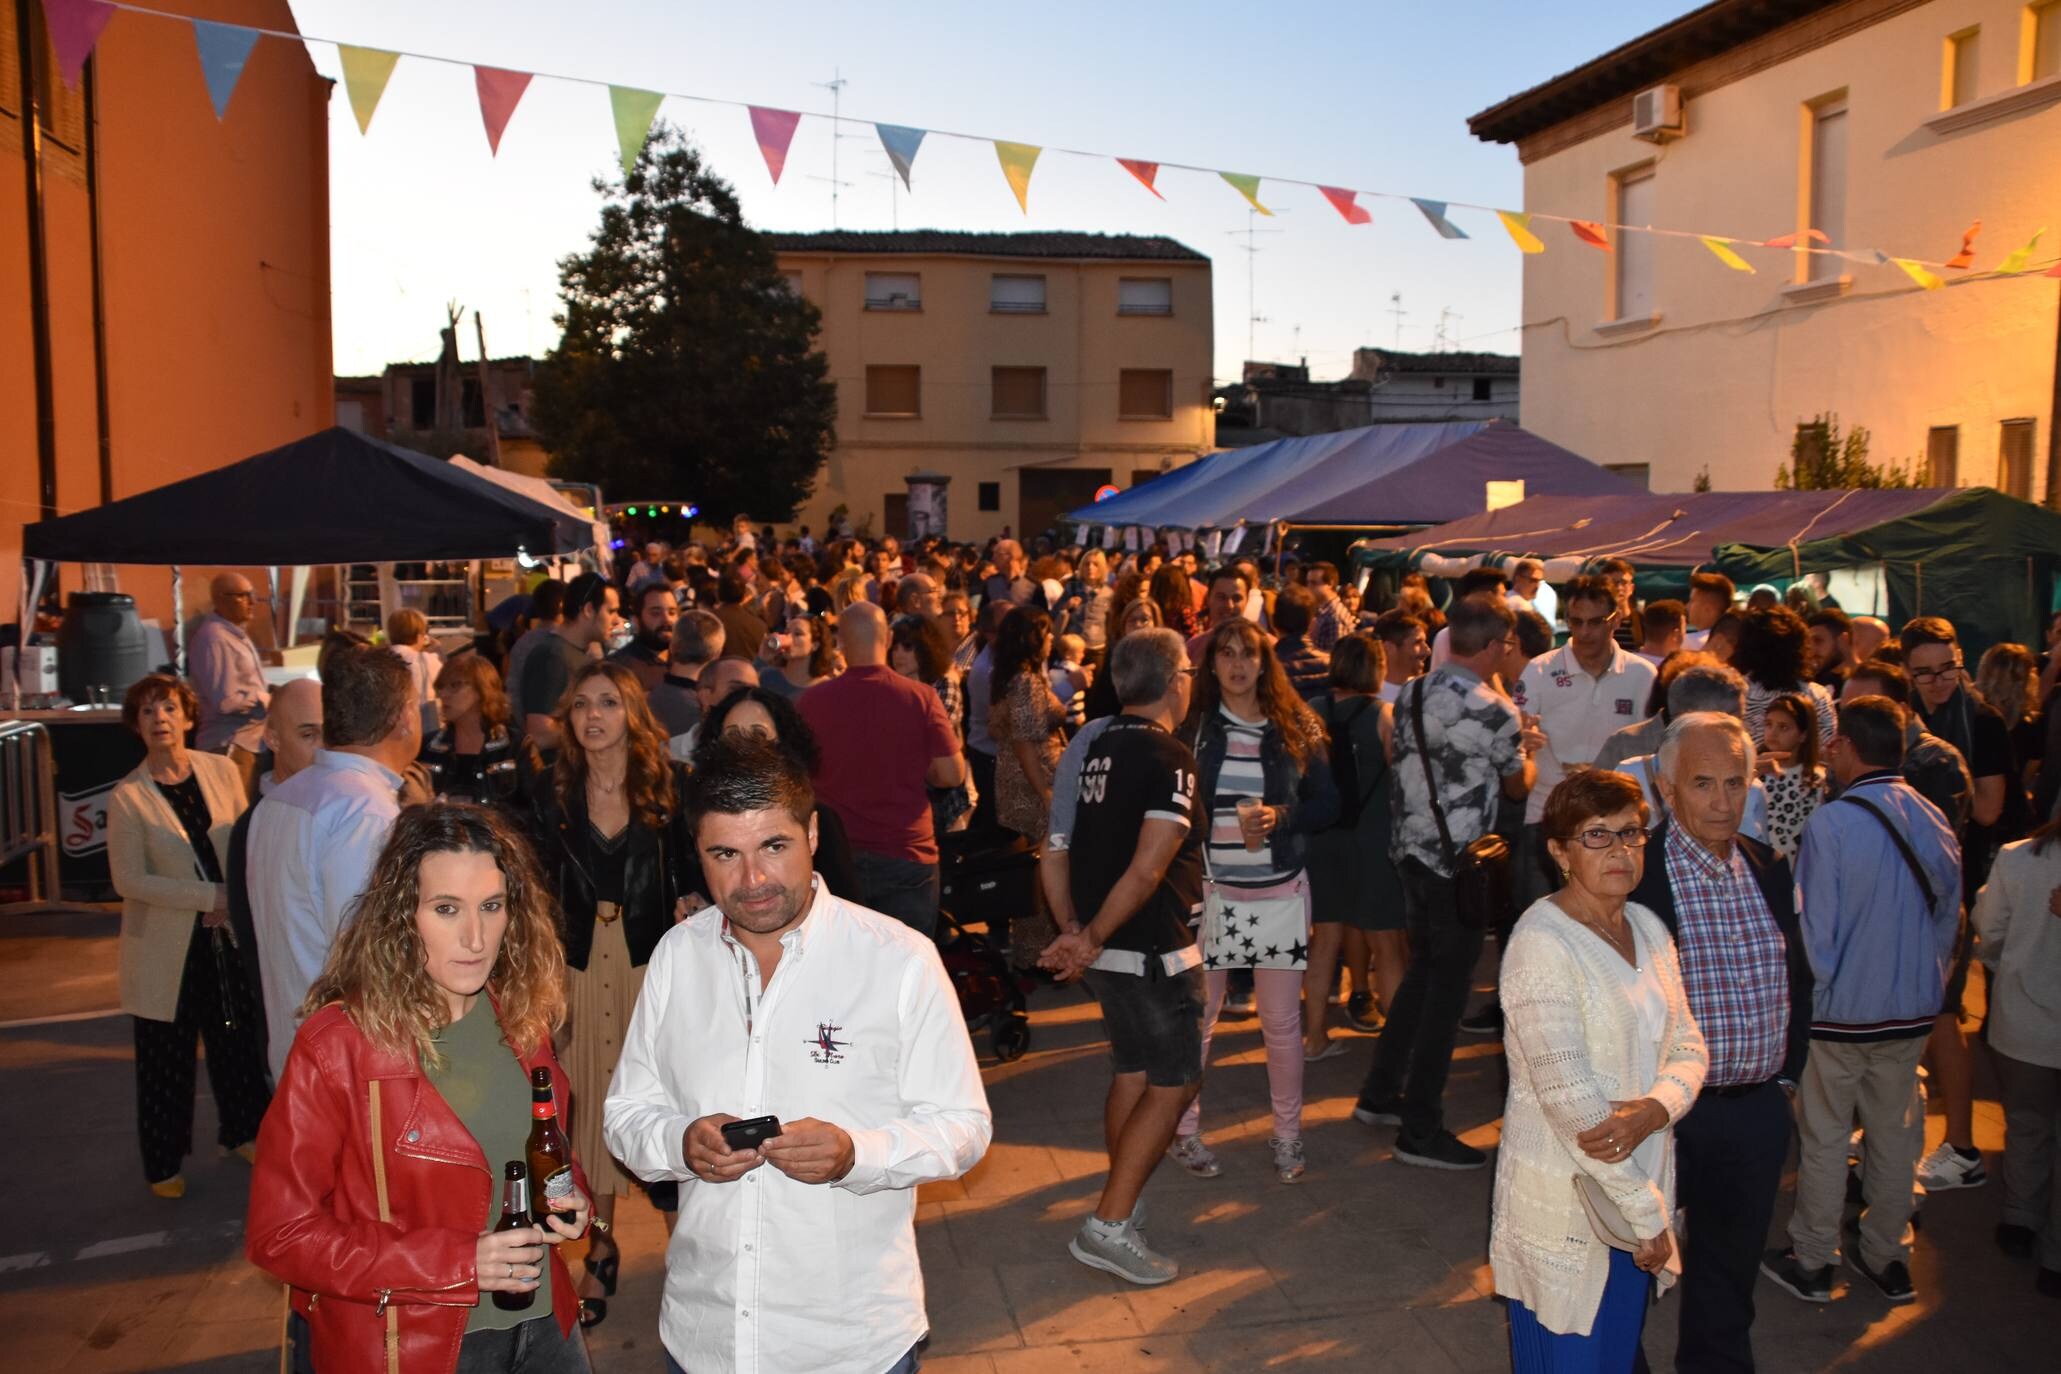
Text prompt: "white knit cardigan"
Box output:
[[1490, 897, 1708, 1337]]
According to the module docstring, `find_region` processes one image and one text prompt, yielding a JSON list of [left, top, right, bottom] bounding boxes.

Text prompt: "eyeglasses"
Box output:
[[1565, 614, 1617, 631], [1908, 663, 1964, 683], [1571, 825, 1648, 850]]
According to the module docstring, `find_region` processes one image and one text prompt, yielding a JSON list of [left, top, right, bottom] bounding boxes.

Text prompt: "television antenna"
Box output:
[[1434, 306, 1462, 352], [1225, 207, 1287, 364], [808, 70, 867, 226], [1386, 291, 1408, 349]]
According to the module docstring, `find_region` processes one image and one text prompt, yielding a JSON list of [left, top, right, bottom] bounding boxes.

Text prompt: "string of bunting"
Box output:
[[41, 0, 2061, 284]]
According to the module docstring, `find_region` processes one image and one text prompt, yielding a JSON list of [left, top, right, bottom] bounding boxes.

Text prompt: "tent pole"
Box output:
[[171, 565, 185, 673]]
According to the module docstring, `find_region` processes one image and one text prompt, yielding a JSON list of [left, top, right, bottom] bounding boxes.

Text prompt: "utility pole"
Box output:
[[1387, 291, 1408, 349], [473, 310, 502, 468]]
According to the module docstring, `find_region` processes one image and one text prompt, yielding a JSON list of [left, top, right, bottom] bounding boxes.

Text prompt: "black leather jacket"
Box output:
[[418, 725, 536, 809], [531, 761, 697, 971]]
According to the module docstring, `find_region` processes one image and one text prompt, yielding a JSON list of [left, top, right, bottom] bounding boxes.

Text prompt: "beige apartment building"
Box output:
[[769, 231, 1216, 542], [1471, 0, 2061, 496]]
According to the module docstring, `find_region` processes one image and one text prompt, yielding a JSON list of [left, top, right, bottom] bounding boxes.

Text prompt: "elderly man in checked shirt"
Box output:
[[1629, 713, 1813, 1374]]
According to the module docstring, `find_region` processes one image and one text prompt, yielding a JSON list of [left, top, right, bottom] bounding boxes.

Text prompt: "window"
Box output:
[[410, 377, 435, 429], [1803, 97, 1848, 283], [991, 367, 1047, 419], [990, 275, 1046, 314], [779, 270, 803, 296], [2000, 418, 2037, 498], [1, 1, 88, 152], [1613, 165, 1657, 318], [1926, 425, 1960, 486], [2029, 2, 2061, 83], [864, 365, 921, 416], [1117, 278, 1174, 316], [1472, 377, 1494, 402], [1433, 376, 1447, 389], [1944, 27, 1983, 109], [1119, 369, 1174, 420], [863, 273, 921, 311], [1603, 463, 1652, 489], [977, 482, 1001, 512]]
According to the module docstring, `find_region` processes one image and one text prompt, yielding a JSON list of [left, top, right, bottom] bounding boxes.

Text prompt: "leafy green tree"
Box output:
[[531, 125, 836, 521], [1776, 413, 1915, 490]]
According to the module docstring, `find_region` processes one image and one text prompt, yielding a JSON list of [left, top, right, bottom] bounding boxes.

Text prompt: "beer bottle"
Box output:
[[527, 1066, 575, 1230], [491, 1161, 536, 1312]]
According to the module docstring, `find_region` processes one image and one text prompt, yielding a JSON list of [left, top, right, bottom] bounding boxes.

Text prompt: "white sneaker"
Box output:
[[1069, 1217, 1179, 1285], [1167, 1133, 1222, 1178], [1916, 1141, 1987, 1191], [1269, 1137, 1307, 1184]]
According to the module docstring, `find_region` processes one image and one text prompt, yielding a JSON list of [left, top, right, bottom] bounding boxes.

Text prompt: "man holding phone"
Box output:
[[604, 734, 992, 1374]]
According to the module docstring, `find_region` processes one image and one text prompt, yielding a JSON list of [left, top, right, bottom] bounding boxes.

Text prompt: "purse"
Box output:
[[1573, 1174, 1640, 1252], [1409, 678, 1513, 933]]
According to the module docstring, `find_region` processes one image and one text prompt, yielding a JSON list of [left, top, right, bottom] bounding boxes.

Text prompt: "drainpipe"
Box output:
[[2049, 278, 2061, 510], [84, 57, 113, 505], [15, 0, 59, 518]]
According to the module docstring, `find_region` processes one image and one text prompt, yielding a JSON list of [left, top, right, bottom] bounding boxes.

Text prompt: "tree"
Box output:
[[530, 125, 837, 521], [1775, 413, 1915, 490]]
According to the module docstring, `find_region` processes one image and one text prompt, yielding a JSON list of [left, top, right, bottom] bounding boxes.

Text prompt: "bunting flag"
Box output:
[[1319, 186, 1371, 225], [191, 19, 261, 120], [1118, 159, 1164, 200], [43, 0, 115, 88], [994, 140, 1041, 213], [1891, 257, 1944, 290], [1219, 172, 1271, 215], [609, 86, 665, 177], [1997, 229, 2046, 274], [1496, 211, 1545, 253], [876, 124, 927, 189], [1411, 198, 1468, 239], [2048, 260, 2061, 278], [474, 66, 533, 155], [338, 46, 401, 135], [1762, 228, 1829, 249], [1944, 220, 1981, 270], [1699, 236, 1756, 273], [1569, 219, 1612, 251], [748, 106, 802, 184]]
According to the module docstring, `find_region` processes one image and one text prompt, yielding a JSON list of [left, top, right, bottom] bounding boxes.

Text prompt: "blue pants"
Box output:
[[666, 1346, 918, 1374], [1508, 1247, 1650, 1373]]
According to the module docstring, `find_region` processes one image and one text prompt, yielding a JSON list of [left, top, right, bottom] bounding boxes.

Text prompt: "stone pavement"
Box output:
[[0, 906, 2046, 1372]]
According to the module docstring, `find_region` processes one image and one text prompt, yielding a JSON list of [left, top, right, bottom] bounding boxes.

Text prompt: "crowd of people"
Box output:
[[97, 517, 2061, 1372]]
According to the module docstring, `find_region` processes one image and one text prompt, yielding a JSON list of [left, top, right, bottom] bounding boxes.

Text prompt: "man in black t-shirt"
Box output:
[[1039, 627, 1202, 1288]]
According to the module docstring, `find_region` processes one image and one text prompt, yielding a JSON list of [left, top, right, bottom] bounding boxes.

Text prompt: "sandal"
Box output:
[[583, 1236, 620, 1298], [578, 1299, 608, 1329]]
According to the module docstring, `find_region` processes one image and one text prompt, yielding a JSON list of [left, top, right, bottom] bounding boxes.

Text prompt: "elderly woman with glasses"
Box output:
[[1492, 769, 1707, 1373]]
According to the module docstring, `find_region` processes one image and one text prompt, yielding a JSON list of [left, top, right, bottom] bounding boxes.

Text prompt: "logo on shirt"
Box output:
[[806, 1023, 849, 1066], [1552, 671, 1575, 689], [1615, 698, 1635, 716]]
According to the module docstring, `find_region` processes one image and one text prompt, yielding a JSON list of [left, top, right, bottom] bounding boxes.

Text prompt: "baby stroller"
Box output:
[[937, 829, 1037, 1061]]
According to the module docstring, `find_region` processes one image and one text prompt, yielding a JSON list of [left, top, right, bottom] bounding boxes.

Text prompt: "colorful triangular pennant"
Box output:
[[1997, 229, 2047, 275], [1319, 186, 1371, 225], [1944, 220, 1981, 270], [1569, 219, 1612, 251], [338, 46, 400, 136], [1118, 159, 1164, 200], [1496, 211, 1545, 254], [1219, 172, 1271, 215], [1891, 257, 1944, 290], [1762, 228, 1829, 250], [994, 141, 1041, 214], [876, 124, 927, 190], [1411, 198, 1468, 240], [191, 20, 260, 120], [609, 86, 665, 178], [43, 0, 116, 89], [474, 66, 533, 155], [1699, 236, 1756, 273], [749, 106, 802, 184]]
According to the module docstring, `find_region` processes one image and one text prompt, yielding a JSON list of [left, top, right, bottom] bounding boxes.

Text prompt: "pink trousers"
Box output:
[[1176, 966, 1306, 1141]]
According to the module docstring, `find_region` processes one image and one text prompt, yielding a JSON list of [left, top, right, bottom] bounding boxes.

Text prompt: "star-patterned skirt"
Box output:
[[1200, 873, 1311, 971]]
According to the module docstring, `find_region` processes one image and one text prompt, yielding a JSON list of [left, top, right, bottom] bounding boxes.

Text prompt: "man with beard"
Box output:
[[604, 735, 992, 1374], [610, 582, 679, 692]]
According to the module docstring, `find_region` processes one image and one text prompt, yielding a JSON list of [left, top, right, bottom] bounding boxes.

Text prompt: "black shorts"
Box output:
[[1942, 909, 1974, 1018], [1081, 964, 1205, 1088]]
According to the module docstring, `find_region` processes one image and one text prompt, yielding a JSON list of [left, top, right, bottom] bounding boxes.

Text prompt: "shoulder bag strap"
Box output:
[[1336, 696, 1379, 806], [1837, 793, 1938, 910], [1410, 679, 1460, 869], [367, 1081, 400, 1374]]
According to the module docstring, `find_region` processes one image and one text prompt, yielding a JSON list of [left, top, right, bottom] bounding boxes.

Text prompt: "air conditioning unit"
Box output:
[[1631, 84, 1684, 141]]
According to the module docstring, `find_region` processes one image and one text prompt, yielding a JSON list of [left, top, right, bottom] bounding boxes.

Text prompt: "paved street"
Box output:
[[1, 905, 2044, 1372]]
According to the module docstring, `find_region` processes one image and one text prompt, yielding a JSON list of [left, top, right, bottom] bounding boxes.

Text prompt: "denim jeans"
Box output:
[[1357, 858, 1485, 1143], [455, 1315, 593, 1373], [850, 848, 941, 937], [666, 1344, 919, 1373]]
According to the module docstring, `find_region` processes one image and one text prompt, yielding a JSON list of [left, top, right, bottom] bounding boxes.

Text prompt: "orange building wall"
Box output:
[[3, 0, 332, 647]]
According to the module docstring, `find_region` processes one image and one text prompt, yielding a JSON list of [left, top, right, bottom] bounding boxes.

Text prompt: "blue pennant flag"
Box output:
[[192, 20, 261, 120], [1411, 197, 1469, 240], [876, 123, 927, 190]]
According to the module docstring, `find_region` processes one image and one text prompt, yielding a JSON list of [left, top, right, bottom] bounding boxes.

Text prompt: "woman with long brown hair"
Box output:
[[989, 606, 1070, 966], [1082, 593, 1162, 722], [1978, 641, 2044, 798], [247, 803, 594, 1374], [422, 653, 536, 810], [1172, 617, 1339, 1184], [1148, 562, 1201, 640], [529, 659, 694, 1328]]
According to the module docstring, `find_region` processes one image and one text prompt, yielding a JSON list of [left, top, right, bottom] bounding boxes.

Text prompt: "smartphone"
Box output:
[[720, 1115, 783, 1152]]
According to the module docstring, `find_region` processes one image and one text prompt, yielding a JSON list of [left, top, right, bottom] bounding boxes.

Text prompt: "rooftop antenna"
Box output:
[[1434, 306, 1462, 352], [1226, 207, 1286, 365], [809, 69, 861, 226], [1387, 291, 1408, 349], [866, 168, 900, 229]]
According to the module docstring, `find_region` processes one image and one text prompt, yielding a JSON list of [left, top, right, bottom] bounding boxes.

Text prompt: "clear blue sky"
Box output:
[[294, 0, 1700, 384]]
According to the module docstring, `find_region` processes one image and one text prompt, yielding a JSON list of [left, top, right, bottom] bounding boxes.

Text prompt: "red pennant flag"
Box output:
[[44, 0, 116, 88], [1944, 220, 1981, 270], [1318, 186, 1371, 225], [2048, 260, 2061, 278], [1117, 159, 1163, 200], [473, 66, 533, 155], [1569, 219, 1612, 251], [1762, 228, 1830, 249], [749, 107, 802, 184]]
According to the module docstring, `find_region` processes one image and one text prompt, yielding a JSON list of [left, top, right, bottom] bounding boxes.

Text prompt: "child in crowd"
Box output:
[[1049, 633, 1090, 728]]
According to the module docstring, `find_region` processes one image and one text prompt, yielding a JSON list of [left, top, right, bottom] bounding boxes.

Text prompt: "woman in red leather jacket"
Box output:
[[247, 803, 594, 1374]]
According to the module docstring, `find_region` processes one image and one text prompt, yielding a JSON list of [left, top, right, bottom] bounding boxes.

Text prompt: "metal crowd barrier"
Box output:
[[0, 720, 62, 911]]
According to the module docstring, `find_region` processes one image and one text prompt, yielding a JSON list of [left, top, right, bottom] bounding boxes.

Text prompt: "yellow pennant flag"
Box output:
[[1892, 257, 1944, 290], [1496, 211, 1545, 253], [1997, 228, 2047, 275], [1219, 172, 1272, 215], [339, 45, 400, 135], [994, 141, 1041, 214], [1699, 236, 1756, 273]]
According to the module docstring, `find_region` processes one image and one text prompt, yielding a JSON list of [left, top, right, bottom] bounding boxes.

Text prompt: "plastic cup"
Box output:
[[1236, 796, 1264, 851]]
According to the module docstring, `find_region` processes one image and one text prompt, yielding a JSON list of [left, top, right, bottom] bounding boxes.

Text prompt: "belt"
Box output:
[[1707, 1077, 1776, 1099]]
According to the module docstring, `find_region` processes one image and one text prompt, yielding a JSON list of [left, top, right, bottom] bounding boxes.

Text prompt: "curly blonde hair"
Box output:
[[301, 803, 565, 1067], [551, 659, 676, 829]]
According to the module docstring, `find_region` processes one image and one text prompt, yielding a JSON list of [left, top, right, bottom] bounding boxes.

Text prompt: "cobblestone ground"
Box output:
[[1, 906, 2041, 1372]]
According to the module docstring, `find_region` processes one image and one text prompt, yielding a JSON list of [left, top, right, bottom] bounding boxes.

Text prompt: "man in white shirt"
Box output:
[[605, 735, 991, 1374], [246, 645, 418, 1079], [1637, 598, 1687, 666], [188, 573, 271, 793], [1506, 558, 1545, 612], [1371, 608, 1429, 705]]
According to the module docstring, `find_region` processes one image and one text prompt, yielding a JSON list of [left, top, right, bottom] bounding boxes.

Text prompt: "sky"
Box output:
[[291, 0, 1704, 384]]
